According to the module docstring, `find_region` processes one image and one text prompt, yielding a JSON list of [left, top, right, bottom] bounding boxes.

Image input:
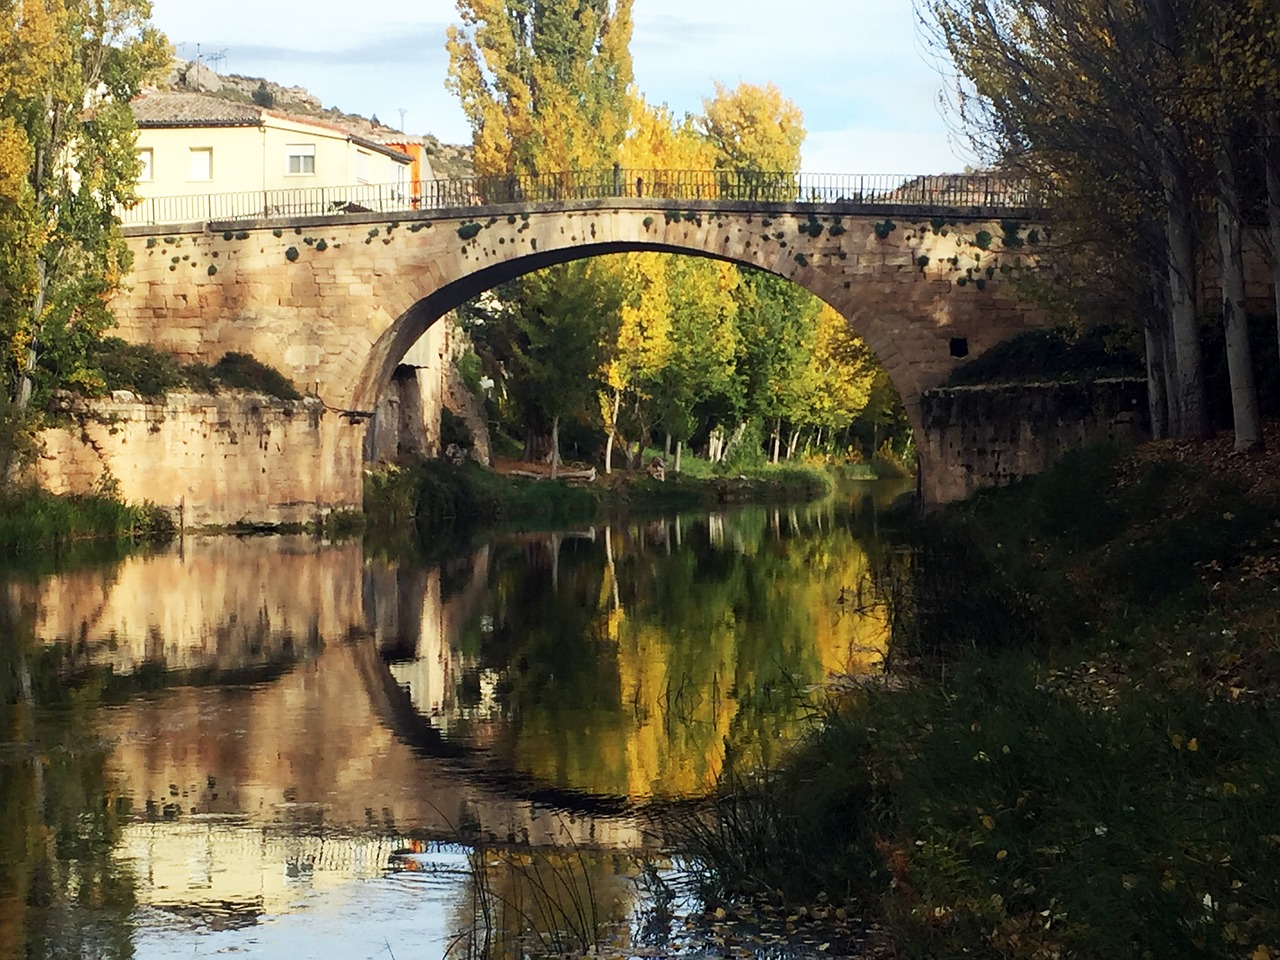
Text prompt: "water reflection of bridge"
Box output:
[[12, 505, 894, 939], [16, 537, 644, 837], [18, 498, 890, 833]]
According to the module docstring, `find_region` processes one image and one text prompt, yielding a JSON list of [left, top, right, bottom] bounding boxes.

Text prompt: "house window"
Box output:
[[356, 149, 369, 184], [188, 147, 213, 181], [137, 147, 153, 181], [286, 144, 315, 175]]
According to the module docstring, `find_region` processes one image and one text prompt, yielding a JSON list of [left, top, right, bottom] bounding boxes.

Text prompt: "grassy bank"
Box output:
[[364, 458, 834, 552], [674, 434, 1280, 959], [0, 485, 175, 565]]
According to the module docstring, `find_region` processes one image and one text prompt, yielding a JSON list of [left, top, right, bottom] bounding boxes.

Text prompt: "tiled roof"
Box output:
[[130, 91, 412, 164], [131, 91, 264, 126]]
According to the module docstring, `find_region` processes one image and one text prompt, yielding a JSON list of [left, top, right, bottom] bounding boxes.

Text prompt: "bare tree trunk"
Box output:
[[1266, 111, 1280, 368], [674, 440, 683, 474], [1217, 137, 1262, 452], [1144, 322, 1170, 440], [770, 418, 781, 464], [1163, 144, 1211, 438], [550, 415, 560, 479], [603, 390, 620, 475], [1145, 262, 1173, 439]]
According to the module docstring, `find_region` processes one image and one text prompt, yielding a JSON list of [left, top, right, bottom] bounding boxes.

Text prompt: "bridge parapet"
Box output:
[[119, 168, 1043, 228]]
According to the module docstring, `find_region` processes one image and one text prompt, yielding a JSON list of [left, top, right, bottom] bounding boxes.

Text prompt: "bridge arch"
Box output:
[[114, 194, 1049, 504]]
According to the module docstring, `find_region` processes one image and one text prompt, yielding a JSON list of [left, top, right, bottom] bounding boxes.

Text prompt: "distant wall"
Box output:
[[918, 378, 1150, 504], [32, 393, 365, 527]]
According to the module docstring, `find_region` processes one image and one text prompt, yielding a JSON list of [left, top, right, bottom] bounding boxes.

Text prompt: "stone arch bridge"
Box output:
[[106, 171, 1055, 517]]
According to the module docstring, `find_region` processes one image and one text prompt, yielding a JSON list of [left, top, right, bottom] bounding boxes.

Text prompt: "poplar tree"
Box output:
[[601, 96, 739, 474], [0, 0, 168, 420], [446, 0, 633, 177], [922, 0, 1216, 440], [447, 0, 634, 469]]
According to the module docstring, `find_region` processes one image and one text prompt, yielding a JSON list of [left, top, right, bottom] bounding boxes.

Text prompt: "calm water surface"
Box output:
[[0, 482, 906, 960]]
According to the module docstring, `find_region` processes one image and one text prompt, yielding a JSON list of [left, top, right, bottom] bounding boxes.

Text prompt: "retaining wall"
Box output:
[[918, 378, 1150, 504], [32, 392, 364, 527]]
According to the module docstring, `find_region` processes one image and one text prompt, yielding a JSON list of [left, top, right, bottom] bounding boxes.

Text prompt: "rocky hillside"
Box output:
[[168, 59, 475, 180]]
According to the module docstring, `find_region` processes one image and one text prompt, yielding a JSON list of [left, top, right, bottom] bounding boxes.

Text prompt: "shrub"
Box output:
[[455, 349, 485, 396], [440, 407, 472, 450], [211, 352, 302, 400], [947, 326, 1142, 385], [0, 397, 38, 479], [94, 338, 184, 398]]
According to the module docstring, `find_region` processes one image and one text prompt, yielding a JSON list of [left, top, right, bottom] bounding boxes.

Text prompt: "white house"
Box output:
[[127, 91, 416, 223]]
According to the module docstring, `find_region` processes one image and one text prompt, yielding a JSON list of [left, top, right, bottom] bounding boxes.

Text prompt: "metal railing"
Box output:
[[118, 169, 1042, 227]]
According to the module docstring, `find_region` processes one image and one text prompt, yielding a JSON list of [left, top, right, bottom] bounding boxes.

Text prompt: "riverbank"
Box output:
[[364, 457, 835, 551], [0, 484, 175, 568], [676, 429, 1280, 959]]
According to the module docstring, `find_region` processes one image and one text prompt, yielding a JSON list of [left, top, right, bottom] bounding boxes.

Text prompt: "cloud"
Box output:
[[149, 0, 966, 155]]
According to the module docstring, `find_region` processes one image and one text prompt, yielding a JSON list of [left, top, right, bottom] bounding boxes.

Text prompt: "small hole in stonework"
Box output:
[[950, 337, 970, 358]]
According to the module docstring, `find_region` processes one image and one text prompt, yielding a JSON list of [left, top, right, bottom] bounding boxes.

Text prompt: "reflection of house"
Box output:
[[129, 91, 423, 215]]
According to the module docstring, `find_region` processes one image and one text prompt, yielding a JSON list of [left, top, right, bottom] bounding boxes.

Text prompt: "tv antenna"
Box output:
[[206, 49, 228, 73], [398, 108, 407, 132]]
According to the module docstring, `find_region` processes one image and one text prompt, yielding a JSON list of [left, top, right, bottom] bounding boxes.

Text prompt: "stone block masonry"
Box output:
[[917, 379, 1150, 504], [33, 392, 363, 528], [115, 199, 1057, 507]]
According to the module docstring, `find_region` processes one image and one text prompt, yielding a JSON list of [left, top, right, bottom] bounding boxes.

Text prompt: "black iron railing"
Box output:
[[119, 169, 1041, 227]]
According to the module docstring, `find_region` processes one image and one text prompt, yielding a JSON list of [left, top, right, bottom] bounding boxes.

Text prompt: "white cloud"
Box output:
[[148, 0, 969, 174]]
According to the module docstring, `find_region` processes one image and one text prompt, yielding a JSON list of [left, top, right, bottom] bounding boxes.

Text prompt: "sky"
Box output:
[[146, 0, 980, 175]]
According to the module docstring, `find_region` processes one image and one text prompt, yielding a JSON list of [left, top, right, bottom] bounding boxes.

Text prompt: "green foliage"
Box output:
[[873, 219, 895, 240], [94, 338, 183, 398], [973, 229, 993, 250], [440, 406, 472, 449], [947, 327, 1143, 385], [210, 353, 302, 400], [0, 396, 38, 479], [0, 484, 175, 557], [251, 80, 275, 108], [677, 445, 1280, 957], [0, 0, 170, 410], [88, 342, 302, 400], [722, 419, 766, 471], [454, 348, 485, 395], [284, 246, 299, 262], [457, 222, 482, 241]]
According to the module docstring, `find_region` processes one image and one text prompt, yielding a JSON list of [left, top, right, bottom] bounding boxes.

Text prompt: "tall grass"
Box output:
[[0, 484, 175, 560], [666, 441, 1280, 958]]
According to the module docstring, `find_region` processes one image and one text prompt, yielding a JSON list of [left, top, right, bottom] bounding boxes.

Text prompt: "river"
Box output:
[[0, 481, 906, 960]]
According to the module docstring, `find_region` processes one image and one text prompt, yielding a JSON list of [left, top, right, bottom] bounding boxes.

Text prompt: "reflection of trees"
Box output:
[[468, 501, 891, 800], [1, 597, 136, 960]]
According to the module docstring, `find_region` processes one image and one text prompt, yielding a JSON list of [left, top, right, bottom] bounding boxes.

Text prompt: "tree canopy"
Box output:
[[0, 0, 168, 414], [922, 0, 1280, 450], [448, 0, 897, 471]]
